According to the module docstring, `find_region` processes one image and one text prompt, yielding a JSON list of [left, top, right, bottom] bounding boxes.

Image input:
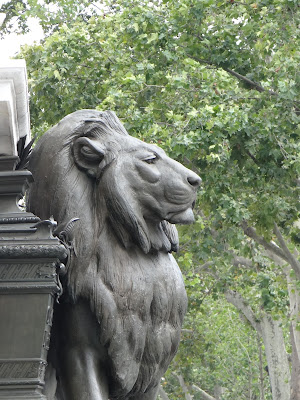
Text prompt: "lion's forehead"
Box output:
[[120, 137, 166, 156]]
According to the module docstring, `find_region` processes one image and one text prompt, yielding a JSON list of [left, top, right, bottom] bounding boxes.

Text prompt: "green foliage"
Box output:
[[165, 298, 271, 399], [18, 0, 299, 233], [12, 0, 300, 397], [0, 0, 96, 36]]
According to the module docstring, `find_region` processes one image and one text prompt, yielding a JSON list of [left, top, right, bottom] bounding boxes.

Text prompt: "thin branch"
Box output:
[[227, 307, 252, 371], [194, 261, 214, 273], [225, 289, 262, 334], [90, 2, 105, 12], [257, 333, 265, 400], [186, 54, 267, 92], [186, 54, 282, 98], [262, 249, 287, 268], [191, 384, 217, 400], [223, 67, 276, 96], [183, 155, 202, 177], [181, 329, 194, 334], [158, 385, 171, 400], [241, 221, 289, 263], [144, 84, 165, 89], [172, 373, 193, 400], [273, 223, 300, 278], [185, 54, 213, 66], [232, 255, 255, 269], [244, 148, 259, 165], [223, 67, 299, 114]]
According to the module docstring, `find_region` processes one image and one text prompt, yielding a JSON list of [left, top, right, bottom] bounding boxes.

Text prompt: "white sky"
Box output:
[[0, 15, 44, 59], [0, 0, 106, 59]]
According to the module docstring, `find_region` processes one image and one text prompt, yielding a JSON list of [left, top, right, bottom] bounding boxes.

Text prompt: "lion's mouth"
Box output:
[[166, 206, 195, 225]]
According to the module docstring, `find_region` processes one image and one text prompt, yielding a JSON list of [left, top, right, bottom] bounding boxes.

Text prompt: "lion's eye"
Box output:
[[143, 155, 157, 164]]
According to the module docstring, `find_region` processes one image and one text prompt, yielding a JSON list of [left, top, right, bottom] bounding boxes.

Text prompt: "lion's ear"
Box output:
[[73, 137, 105, 178]]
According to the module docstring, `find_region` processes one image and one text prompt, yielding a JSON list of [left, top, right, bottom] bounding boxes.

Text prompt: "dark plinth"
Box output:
[[0, 158, 67, 399]]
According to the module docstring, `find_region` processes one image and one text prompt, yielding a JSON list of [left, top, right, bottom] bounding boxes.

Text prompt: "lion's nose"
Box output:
[[187, 174, 202, 188]]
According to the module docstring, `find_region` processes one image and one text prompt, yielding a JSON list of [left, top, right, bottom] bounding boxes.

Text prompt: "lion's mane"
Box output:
[[27, 110, 187, 399]]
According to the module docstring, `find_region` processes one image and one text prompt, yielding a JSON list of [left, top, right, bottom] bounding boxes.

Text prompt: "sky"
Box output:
[[0, 0, 104, 58], [0, 16, 44, 59]]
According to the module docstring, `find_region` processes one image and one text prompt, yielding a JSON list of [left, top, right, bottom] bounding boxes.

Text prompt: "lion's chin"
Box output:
[[167, 208, 195, 225]]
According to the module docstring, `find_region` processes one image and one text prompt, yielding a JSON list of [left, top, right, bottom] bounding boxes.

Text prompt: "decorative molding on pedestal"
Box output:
[[0, 174, 67, 399]]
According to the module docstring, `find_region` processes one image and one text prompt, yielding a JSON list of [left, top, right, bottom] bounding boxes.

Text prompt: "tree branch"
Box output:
[[191, 384, 217, 400], [244, 148, 260, 165], [182, 155, 202, 177], [181, 329, 194, 334], [158, 385, 171, 400], [186, 54, 280, 97], [241, 221, 289, 263], [273, 223, 300, 278], [172, 373, 193, 400], [225, 289, 262, 334], [262, 249, 287, 268], [194, 261, 214, 273], [223, 67, 277, 96], [232, 255, 255, 269]]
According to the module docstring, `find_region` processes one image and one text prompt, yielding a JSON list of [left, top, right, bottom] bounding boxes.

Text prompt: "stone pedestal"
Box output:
[[0, 61, 67, 399], [0, 162, 67, 399]]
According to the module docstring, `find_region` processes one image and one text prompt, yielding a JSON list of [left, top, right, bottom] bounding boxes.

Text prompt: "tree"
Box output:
[[0, 0, 100, 36], [15, 0, 300, 398]]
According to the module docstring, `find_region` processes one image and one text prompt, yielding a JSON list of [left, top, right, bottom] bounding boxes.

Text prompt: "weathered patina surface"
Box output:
[[27, 110, 201, 400]]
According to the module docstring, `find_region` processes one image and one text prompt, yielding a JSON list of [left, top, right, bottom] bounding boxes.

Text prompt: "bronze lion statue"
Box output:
[[27, 110, 201, 400]]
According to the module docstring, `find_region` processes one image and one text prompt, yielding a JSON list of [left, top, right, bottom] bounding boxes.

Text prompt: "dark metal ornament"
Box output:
[[0, 155, 67, 400]]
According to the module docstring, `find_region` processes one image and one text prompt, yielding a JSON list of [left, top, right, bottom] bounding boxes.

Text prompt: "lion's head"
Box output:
[[27, 110, 201, 255]]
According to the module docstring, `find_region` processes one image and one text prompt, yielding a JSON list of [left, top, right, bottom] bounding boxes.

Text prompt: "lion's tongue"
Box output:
[[168, 208, 195, 225]]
